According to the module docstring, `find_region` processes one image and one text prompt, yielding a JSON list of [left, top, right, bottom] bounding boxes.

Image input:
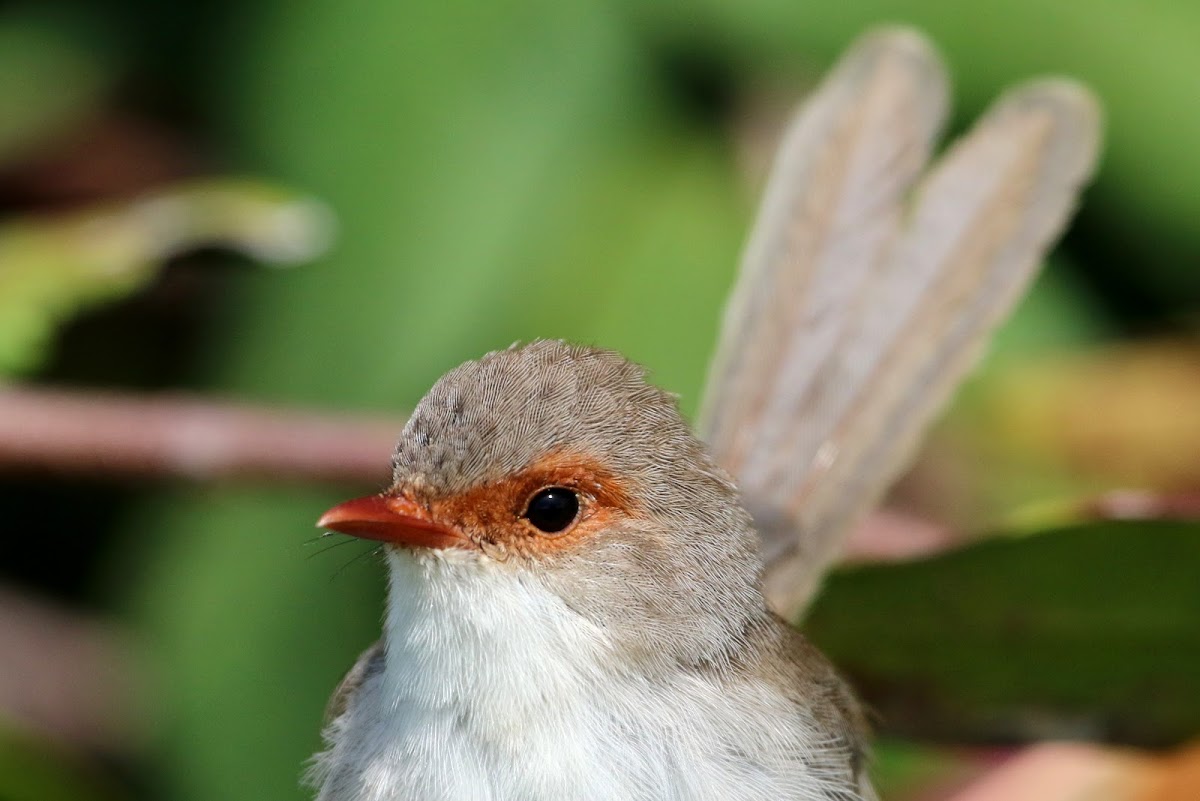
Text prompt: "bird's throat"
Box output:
[[381, 548, 619, 708]]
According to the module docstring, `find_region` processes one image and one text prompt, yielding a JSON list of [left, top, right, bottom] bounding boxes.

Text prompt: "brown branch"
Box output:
[[0, 386, 976, 565], [0, 386, 403, 484]]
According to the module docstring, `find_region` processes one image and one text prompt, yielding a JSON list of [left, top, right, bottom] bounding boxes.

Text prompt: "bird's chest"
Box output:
[[311, 555, 824, 801], [339, 655, 668, 801], [326, 653, 790, 801]]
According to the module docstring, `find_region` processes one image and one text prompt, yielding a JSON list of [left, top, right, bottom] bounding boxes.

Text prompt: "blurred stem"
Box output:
[[0, 178, 332, 374], [0, 387, 399, 484]]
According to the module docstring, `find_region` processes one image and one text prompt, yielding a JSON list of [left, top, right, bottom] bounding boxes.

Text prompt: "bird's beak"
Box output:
[[316, 494, 467, 550]]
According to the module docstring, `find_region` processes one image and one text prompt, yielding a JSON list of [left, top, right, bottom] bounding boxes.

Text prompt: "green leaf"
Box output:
[[805, 521, 1200, 744]]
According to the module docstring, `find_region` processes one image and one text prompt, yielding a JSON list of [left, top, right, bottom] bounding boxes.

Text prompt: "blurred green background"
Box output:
[[1, 1, 1198, 800]]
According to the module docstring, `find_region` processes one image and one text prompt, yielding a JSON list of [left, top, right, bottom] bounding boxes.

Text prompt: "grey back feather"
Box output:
[[698, 27, 1102, 617]]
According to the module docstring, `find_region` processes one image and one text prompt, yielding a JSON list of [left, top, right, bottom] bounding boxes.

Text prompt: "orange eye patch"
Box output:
[[422, 452, 636, 555]]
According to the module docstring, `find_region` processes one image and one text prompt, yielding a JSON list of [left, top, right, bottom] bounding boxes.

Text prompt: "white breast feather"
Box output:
[[310, 550, 857, 801]]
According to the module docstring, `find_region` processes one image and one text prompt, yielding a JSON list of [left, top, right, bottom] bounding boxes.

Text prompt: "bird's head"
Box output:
[[318, 340, 767, 666]]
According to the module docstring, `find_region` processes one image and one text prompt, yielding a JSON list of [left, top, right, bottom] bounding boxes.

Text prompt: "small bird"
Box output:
[[309, 27, 1100, 801], [314, 340, 872, 800]]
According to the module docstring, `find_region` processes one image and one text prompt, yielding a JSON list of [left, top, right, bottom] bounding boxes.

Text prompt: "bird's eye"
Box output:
[[523, 487, 580, 534]]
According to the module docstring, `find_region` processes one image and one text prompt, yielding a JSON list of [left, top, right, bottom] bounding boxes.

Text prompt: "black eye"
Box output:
[[523, 487, 580, 534]]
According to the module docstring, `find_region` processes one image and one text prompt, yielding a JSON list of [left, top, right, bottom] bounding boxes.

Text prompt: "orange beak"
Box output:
[[316, 494, 467, 550]]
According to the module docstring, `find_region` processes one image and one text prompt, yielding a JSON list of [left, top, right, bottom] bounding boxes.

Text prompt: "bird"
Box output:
[[308, 27, 1101, 801], [313, 339, 873, 801]]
